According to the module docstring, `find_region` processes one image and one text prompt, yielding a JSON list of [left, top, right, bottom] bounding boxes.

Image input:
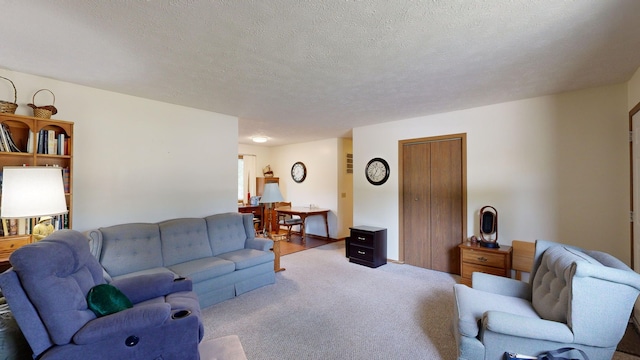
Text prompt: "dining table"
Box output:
[[274, 206, 330, 239]]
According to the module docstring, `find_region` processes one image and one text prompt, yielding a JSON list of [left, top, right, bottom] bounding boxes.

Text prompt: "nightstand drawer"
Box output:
[[349, 245, 374, 262], [0, 236, 30, 261], [461, 262, 508, 279], [350, 231, 374, 247], [461, 249, 506, 268], [349, 226, 386, 268]]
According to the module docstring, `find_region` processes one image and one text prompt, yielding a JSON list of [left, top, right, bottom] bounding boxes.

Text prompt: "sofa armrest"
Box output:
[[245, 237, 273, 251], [472, 272, 531, 299], [171, 277, 194, 293], [483, 311, 574, 343], [73, 303, 171, 344], [110, 273, 188, 304]]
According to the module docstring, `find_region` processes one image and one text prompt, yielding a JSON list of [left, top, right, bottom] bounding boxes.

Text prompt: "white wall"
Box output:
[[337, 138, 353, 239], [354, 83, 630, 263], [0, 69, 239, 231]]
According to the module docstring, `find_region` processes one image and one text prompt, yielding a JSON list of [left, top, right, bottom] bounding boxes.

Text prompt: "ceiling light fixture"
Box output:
[[252, 136, 268, 143]]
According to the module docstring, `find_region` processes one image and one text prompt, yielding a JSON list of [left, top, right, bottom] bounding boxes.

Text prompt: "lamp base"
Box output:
[[479, 241, 499, 248]]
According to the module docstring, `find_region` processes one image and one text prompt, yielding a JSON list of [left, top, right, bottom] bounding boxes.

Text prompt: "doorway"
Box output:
[[399, 134, 466, 274], [630, 101, 640, 327]]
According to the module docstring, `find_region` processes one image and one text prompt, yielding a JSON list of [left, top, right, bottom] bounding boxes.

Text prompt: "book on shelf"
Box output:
[[37, 129, 45, 154], [26, 130, 34, 153], [62, 167, 70, 193], [8, 219, 17, 236], [0, 124, 22, 152], [47, 130, 56, 155], [57, 133, 65, 155], [35, 129, 67, 155]]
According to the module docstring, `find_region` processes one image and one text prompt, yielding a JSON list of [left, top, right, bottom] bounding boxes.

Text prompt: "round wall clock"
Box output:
[[365, 157, 390, 185], [291, 161, 307, 183]]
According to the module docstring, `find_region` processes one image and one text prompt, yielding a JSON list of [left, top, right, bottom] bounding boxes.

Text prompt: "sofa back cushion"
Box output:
[[159, 218, 213, 266], [205, 213, 248, 255], [99, 223, 164, 277], [531, 246, 600, 323], [9, 230, 105, 346]]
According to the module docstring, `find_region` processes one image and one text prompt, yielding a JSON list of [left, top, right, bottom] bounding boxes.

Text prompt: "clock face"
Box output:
[[365, 158, 390, 185], [291, 161, 307, 183]]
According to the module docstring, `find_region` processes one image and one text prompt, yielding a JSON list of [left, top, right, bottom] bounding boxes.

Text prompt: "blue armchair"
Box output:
[[453, 240, 640, 360], [0, 230, 204, 360]]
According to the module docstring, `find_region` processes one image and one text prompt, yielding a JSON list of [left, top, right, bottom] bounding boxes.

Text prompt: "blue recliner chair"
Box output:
[[0, 230, 204, 360], [453, 240, 640, 360]]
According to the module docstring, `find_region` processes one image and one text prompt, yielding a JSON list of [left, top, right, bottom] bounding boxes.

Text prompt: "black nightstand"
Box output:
[[348, 226, 387, 268]]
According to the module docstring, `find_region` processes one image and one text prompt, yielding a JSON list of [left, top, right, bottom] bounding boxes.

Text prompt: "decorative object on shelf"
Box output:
[[0, 76, 18, 114], [259, 182, 284, 236], [365, 157, 390, 185], [28, 89, 58, 119], [0, 167, 68, 239], [291, 161, 306, 183], [479, 205, 499, 248], [32, 216, 54, 241], [262, 165, 273, 177]]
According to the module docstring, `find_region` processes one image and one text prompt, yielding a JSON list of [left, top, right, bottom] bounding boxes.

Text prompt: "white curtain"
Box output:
[[242, 155, 257, 203]]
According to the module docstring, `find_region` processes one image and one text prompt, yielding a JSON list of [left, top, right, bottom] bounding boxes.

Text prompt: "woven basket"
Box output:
[[0, 76, 18, 114], [28, 89, 57, 119]]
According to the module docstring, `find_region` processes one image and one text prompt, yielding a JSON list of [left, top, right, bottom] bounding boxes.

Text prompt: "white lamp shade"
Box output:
[[1, 166, 68, 218], [259, 183, 284, 204]]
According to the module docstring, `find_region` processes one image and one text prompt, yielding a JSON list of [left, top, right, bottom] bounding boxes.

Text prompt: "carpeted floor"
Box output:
[[201, 240, 639, 360], [202, 240, 458, 359]]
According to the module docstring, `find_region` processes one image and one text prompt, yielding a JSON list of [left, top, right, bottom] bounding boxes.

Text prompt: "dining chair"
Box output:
[[276, 202, 303, 241]]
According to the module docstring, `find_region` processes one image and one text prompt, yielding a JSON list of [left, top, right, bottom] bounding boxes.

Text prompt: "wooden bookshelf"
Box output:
[[0, 113, 73, 262]]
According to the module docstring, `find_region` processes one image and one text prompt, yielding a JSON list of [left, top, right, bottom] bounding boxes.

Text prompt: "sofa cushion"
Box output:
[[168, 257, 236, 283], [99, 223, 164, 277], [531, 246, 601, 323], [453, 284, 539, 338], [159, 218, 213, 266], [110, 267, 177, 282], [205, 213, 249, 256], [216, 249, 275, 270]]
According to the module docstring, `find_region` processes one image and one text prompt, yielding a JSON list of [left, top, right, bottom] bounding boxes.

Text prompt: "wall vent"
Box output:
[[346, 153, 353, 174]]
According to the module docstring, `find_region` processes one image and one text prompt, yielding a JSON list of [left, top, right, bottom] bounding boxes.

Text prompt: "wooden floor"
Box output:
[[275, 231, 340, 256]]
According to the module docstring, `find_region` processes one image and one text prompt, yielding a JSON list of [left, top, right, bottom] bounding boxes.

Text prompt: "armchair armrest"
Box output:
[[483, 311, 574, 343], [73, 303, 170, 344], [110, 273, 191, 304], [246, 237, 273, 251], [472, 272, 531, 299]]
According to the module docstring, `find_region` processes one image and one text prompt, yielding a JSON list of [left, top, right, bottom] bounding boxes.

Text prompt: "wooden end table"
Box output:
[[269, 233, 287, 272]]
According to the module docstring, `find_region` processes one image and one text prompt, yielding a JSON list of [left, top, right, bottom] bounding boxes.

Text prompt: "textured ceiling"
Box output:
[[1, 0, 640, 146]]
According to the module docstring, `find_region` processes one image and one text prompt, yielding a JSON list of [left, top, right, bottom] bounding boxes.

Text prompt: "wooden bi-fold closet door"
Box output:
[[400, 134, 466, 274]]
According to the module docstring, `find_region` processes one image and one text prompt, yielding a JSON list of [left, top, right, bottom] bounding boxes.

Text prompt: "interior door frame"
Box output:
[[398, 133, 467, 263], [629, 102, 640, 270]]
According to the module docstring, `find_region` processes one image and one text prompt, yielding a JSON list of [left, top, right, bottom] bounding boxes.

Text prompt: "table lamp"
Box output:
[[259, 182, 283, 236], [1, 166, 68, 238]]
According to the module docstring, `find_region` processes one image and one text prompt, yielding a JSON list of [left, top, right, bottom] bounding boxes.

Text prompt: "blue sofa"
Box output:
[[86, 212, 275, 308]]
